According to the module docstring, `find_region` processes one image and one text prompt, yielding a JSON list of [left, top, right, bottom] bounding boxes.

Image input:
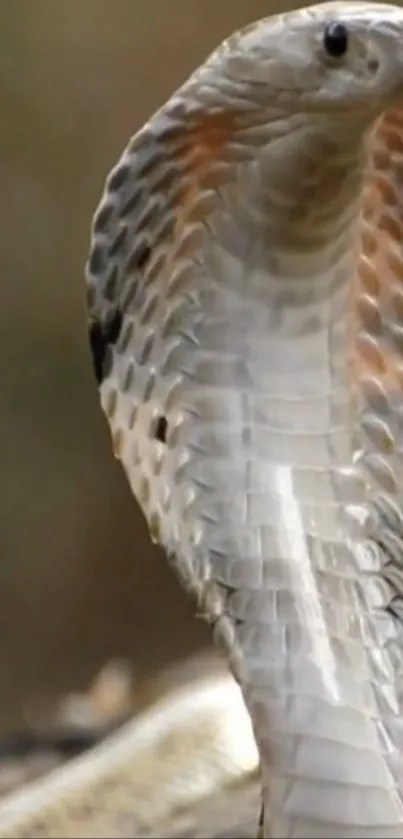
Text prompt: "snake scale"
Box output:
[[4, 1, 403, 835]]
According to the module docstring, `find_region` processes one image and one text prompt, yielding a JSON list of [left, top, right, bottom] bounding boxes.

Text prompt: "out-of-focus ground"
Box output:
[[0, 654, 229, 799], [0, 0, 299, 736]]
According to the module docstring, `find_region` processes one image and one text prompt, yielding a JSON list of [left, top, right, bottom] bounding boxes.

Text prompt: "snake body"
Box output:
[[3, 2, 403, 835]]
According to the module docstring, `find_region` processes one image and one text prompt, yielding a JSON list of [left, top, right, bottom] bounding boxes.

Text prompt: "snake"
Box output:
[[3, 1, 403, 835]]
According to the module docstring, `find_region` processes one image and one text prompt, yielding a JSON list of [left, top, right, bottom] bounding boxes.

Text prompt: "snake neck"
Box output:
[[202, 118, 369, 395], [164, 124, 403, 835]]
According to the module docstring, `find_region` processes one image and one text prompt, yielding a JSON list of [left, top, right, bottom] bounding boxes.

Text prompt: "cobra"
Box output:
[[3, 1, 403, 835]]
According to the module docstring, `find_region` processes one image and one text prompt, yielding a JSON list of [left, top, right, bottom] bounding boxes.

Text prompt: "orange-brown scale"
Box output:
[[353, 110, 403, 396]]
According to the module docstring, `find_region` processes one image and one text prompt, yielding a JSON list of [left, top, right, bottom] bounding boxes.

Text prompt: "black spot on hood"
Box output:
[[89, 309, 123, 385]]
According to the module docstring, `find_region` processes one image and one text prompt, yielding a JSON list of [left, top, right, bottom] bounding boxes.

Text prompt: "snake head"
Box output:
[[202, 1, 403, 116]]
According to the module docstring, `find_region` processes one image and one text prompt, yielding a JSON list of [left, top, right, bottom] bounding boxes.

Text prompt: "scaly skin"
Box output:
[[4, 3, 403, 836], [85, 4, 403, 834]]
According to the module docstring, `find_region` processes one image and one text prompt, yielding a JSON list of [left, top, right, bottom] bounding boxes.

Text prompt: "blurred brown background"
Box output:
[[0, 0, 298, 734]]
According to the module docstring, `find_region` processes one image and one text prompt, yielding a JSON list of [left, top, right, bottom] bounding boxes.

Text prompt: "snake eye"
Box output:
[[323, 22, 349, 58]]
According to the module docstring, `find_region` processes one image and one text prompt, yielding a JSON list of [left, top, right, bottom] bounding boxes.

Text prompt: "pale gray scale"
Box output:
[[187, 453, 361, 505], [137, 329, 156, 368], [361, 414, 396, 452], [239, 631, 374, 698], [187, 387, 352, 433], [358, 251, 403, 427], [367, 494, 403, 542], [273, 789, 403, 837], [197, 315, 348, 373], [160, 299, 203, 347], [182, 418, 352, 470], [119, 275, 146, 320], [174, 338, 350, 402], [268, 697, 387, 756], [115, 275, 191, 400], [385, 316, 403, 352], [133, 193, 166, 240], [226, 589, 371, 659], [245, 669, 378, 733], [356, 261, 403, 651], [301, 535, 372, 576], [380, 393, 403, 443], [394, 404, 403, 438], [110, 350, 148, 406], [282, 738, 391, 791], [357, 294, 383, 336], [356, 376, 403, 505], [225, 584, 359, 636], [146, 159, 183, 196], [116, 183, 144, 220], [197, 511, 365, 616], [205, 211, 353, 312], [245, 493, 359, 537], [359, 452, 399, 495], [361, 394, 403, 696], [92, 199, 116, 235], [206, 534, 350, 589], [382, 540, 403, 609], [358, 376, 392, 417], [183, 474, 353, 540], [369, 492, 403, 599], [292, 825, 403, 839]]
